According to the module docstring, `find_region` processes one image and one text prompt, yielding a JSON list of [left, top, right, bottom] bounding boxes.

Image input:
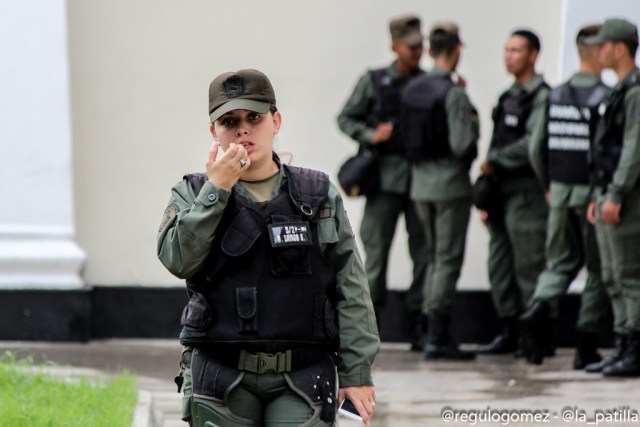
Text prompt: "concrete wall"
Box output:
[[66, 0, 637, 290]]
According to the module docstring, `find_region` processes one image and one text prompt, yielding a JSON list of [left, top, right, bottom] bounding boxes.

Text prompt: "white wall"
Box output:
[[67, 0, 586, 288], [0, 0, 85, 288], [560, 0, 640, 90]]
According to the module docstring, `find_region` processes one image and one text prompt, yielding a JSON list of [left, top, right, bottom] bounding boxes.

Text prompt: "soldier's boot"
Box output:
[[409, 312, 428, 352], [602, 332, 640, 377], [573, 332, 602, 370], [424, 313, 476, 361], [477, 316, 520, 354], [585, 334, 627, 373], [519, 301, 551, 365], [542, 317, 557, 358]]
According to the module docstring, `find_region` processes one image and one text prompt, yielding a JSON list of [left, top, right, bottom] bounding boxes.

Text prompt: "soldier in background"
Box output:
[[476, 29, 550, 357], [584, 18, 640, 377], [401, 22, 479, 360], [337, 15, 428, 349], [520, 24, 611, 367]]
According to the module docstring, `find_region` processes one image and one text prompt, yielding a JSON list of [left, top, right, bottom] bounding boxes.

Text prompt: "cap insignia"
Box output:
[[223, 75, 246, 98]]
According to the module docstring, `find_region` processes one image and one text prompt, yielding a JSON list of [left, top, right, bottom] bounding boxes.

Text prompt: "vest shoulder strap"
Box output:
[[184, 167, 330, 219], [283, 165, 330, 219], [368, 67, 388, 87]]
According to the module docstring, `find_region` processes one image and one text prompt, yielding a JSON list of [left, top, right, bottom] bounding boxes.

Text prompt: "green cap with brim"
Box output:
[[208, 69, 276, 123], [583, 18, 638, 45]]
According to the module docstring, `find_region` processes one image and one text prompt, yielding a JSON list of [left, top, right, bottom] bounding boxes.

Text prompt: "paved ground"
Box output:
[[1, 340, 639, 427]]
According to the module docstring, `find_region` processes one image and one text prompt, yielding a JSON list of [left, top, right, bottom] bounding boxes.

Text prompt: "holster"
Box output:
[[286, 354, 338, 423]]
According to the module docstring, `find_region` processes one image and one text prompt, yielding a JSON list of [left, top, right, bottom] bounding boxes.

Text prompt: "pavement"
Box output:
[[1, 339, 639, 427]]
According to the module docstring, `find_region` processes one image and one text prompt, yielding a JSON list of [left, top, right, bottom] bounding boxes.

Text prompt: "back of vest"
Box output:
[[547, 81, 609, 185], [399, 74, 454, 160]]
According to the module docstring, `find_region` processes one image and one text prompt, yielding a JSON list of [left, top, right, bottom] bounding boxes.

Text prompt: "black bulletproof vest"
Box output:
[[179, 166, 339, 353], [592, 72, 640, 187], [546, 81, 609, 184], [367, 67, 420, 154], [399, 74, 454, 159], [490, 82, 549, 179]]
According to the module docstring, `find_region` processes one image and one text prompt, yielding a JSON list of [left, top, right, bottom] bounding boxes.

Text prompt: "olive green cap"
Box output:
[[208, 69, 276, 123], [389, 15, 423, 47], [583, 18, 638, 45]]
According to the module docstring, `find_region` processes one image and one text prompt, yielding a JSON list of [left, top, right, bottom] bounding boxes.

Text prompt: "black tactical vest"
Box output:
[[592, 72, 640, 187], [399, 74, 454, 159], [490, 82, 550, 179], [179, 166, 339, 353], [367, 67, 421, 154], [546, 81, 609, 184]]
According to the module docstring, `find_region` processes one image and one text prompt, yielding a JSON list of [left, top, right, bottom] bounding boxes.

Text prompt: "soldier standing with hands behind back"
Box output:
[[337, 15, 428, 349]]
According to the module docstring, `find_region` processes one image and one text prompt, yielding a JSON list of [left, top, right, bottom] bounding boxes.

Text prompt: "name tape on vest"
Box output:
[[268, 222, 312, 247]]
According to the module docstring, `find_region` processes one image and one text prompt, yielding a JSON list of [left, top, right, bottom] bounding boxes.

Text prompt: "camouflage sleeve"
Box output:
[[323, 182, 380, 387], [156, 178, 231, 279]]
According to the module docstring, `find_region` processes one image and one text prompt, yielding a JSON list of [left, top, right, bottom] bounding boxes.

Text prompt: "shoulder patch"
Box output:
[[158, 204, 179, 232]]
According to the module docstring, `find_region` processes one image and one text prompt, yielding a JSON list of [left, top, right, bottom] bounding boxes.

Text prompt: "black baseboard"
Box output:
[[0, 290, 92, 341], [0, 287, 612, 346]]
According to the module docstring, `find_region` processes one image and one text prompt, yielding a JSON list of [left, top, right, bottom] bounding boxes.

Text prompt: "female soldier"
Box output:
[[157, 69, 379, 426]]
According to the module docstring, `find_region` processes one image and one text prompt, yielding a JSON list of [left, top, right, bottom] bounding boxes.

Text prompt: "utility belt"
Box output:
[[198, 347, 330, 375], [191, 346, 339, 423]]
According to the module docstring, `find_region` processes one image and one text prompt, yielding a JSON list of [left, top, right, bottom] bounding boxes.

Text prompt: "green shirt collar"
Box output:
[[234, 152, 285, 201], [569, 71, 601, 86], [387, 61, 423, 79], [429, 66, 450, 76], [511, 74, 545, 94]]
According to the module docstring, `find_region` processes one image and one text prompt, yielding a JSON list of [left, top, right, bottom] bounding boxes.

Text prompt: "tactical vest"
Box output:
[[179, 166, 340, 353], [592, 72, 640, 187], [546, 81, 609, 184], [367, 67, 420, 155], [490, 82, 550, 179], [399, 74, 454, 159]]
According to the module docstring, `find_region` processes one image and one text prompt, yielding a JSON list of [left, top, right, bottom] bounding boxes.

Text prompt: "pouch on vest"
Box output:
[[181, 292, 213, 333], [267, 215, 312, 276], [314, 295, 339, 340], [221, 209, 262, 257], [236, 287, 258, 334]]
